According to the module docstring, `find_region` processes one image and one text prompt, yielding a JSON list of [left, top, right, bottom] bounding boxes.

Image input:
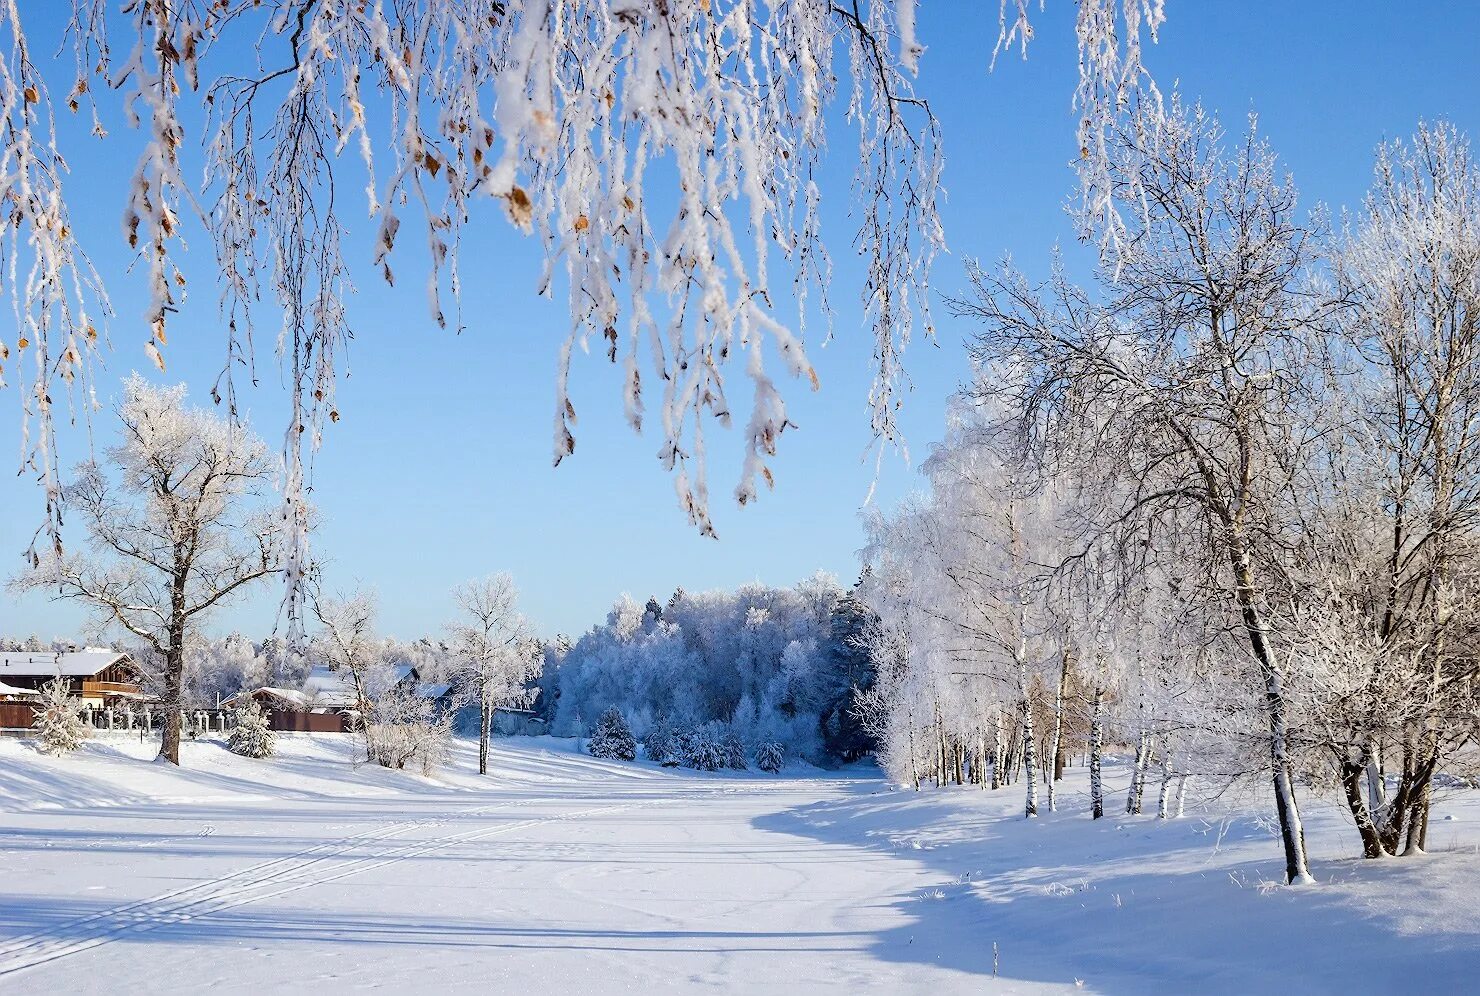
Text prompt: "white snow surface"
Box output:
[[1, 735, 1477, 994]]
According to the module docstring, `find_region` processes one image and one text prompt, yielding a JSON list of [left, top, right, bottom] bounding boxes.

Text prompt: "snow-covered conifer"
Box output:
[[721, 729, 748, 771], [645, 720, 681, 767], [588, 707, 637, 762], [681, 726, 726, 772], [227, 701, 276, 760], [33, 677, 88, 755], [755, 742, 785, 774]]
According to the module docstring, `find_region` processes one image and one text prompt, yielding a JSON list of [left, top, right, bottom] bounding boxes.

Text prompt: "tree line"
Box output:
[[860, 101, 1480, 883]]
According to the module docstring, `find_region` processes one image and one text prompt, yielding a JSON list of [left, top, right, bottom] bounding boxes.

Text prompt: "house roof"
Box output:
[[222, 687, 311, 710], [0, 680, 40, 699], [416, 682, 453, 700], [302, 663, 416, 707], [0, 650, 133, 679]]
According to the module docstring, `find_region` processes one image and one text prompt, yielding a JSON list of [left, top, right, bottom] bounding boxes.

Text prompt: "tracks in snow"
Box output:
[[0, 796, 632, 979]]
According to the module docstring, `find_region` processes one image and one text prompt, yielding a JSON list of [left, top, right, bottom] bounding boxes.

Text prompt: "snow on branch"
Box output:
[[2, 1, 1160, 628]]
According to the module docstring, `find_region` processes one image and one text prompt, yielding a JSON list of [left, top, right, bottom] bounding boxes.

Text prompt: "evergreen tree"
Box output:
[[817, 587, 880, 761], [681, 725, 727, 771], [645, 717, 681, 766], [588, 707, 637, 761], [33, 677, 88, 755], [755, 742, 786, 773], [227, 700, 277, 759], [721, 728, 748, 770]]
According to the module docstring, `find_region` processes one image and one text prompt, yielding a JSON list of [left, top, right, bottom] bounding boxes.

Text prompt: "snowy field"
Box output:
[[1, 735, 1478, 994]]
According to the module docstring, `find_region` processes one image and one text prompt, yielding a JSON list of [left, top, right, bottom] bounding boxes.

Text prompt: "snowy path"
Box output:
[[0, 738, 1004, 994], [3, 735, 1479, 994]]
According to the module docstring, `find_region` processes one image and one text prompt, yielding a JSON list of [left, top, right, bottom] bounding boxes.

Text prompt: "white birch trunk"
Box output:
[[1090, 686, 1105, 820]]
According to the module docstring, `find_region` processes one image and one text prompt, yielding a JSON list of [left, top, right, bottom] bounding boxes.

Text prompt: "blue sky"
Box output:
[[4, 3, 1479, 643]]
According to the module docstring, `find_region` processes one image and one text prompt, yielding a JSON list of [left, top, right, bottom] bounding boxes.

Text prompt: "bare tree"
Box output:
[[1314, 120, 1480, 857], [956, 98, 1329, 883], [446, 573, 539, 775], [310, 590, 383, 720], [12, 375, 285, 765]]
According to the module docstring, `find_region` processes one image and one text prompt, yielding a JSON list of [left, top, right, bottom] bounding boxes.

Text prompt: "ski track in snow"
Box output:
[[0, 797, 605, 978], [0, 775, 783, 982]]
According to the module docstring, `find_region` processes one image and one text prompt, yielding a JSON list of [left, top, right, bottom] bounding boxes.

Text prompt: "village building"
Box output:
[[0, 650, 145, 707]]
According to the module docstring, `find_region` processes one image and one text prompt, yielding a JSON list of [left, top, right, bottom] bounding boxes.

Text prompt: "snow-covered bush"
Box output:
[[227, 701, 276, 759], [755, 742, 785, 773], [366, 687, 452, 776], [588, 707, 637, 761], [33, 677, 88, 755], [721, 728, 748, 771], [680, 725, 727, 772], [645, 719, 681, 766]]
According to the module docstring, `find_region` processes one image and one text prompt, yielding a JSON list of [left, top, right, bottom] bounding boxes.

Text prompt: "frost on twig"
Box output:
[[6, 2, 1159, 634]]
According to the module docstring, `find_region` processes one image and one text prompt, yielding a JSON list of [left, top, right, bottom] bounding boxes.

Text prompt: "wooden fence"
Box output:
[[269, 711, 350, 733], [0, 701, 349, 734], [0, 702, 36, 730]]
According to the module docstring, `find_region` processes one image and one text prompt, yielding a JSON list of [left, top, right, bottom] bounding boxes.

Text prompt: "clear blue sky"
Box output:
[[4, 3, 1478, 643]]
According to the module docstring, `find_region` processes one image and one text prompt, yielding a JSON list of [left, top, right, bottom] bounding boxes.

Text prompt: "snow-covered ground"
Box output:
[[1, 735, 1477, 994]]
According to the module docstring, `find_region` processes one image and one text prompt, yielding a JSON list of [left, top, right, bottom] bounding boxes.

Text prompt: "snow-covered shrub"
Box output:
[[227, 701, 276, 759], [588, 707, 637, 761], [645, 718, 681, 766], [366, 687, 452, 776], [755, 741, 785, 773], [721, 728, 748, 770], [33, 677, 88, 755], [680, 725, 726, 772]]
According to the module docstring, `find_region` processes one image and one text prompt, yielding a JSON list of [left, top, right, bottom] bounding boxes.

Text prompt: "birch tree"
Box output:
[[2, 2, 1165, 627], [447, 573, 540, 776], [12, 375, 285, 765], [310, 590, 383, 719], [1316, 120, 1480, 857], [956, 97, 1328, 883]]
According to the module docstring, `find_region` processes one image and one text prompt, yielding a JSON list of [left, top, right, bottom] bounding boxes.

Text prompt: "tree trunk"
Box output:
[[1126, 733, 1149, 815], [158, 642, 184, 765], [157, 598, 187, 767], [1051, 650, 1070, 784], [1364, 744, 1386, 819], [1020, 677, 1038, 818], [1231, 548, 1314, 884], [1157, 742, 1174, 819], [1339, 756, 1387, 859], [479, 695, 491, 776], [1089, 686, 1105, 820]]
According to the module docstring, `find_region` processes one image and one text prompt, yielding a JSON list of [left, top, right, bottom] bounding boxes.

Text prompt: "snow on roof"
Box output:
[[301, 663, 417, 707], [302, 666, 356, 706], [223, 687, 311, 710], [0, 650, 133, 679], [0, 680, 40, 699], [416, 682, 453, 700]]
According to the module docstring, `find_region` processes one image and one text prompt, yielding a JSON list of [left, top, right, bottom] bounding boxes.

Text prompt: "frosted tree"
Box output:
[[956, 97, 1328, 883], [755, 741, 785, 773], [1314, 121, 1480, 857], [12, 375, 286, 765], [309, 590, 384, 719], [587, 706, 637, 761], [33, 675, 89, 755], [446, 573, 540, 775], [5, 2, 1166, 630], [227, 700, 277, 759]]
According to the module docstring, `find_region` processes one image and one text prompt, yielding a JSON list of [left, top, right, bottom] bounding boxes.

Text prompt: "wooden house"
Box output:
[[0, 650, 145, 706]]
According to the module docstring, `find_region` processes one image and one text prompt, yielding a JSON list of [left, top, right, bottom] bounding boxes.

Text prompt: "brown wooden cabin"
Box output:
[[0, 650, 145, 706]]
